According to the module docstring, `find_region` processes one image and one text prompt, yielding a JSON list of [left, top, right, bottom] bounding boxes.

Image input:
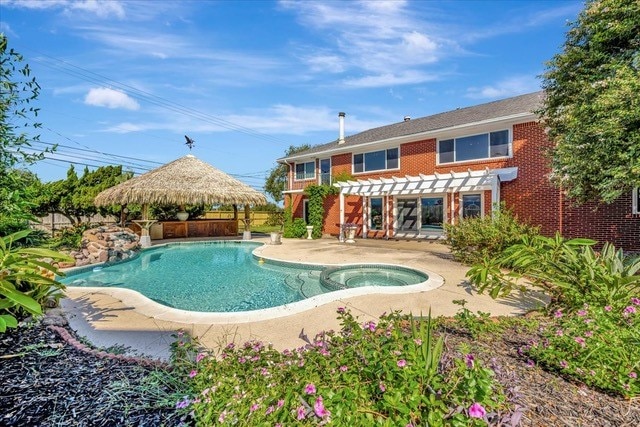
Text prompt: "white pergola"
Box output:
[[334, 167, 518, 236]]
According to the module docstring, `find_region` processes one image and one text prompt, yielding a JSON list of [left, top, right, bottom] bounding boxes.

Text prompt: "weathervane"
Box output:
[[184, 135, 195, 150]]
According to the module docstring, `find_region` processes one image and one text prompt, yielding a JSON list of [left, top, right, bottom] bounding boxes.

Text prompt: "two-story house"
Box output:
[[278, 91, 640, 251]]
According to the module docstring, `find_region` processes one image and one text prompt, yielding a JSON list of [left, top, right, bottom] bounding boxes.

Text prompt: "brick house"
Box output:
[[278, 92, 640, 251]]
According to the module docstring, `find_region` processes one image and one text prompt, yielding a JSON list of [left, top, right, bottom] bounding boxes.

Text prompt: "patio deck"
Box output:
[[60, 236, 547, 361]]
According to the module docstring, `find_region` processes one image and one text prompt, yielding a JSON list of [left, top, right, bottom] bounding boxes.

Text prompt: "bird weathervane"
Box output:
[[184, 135, 195, 150]]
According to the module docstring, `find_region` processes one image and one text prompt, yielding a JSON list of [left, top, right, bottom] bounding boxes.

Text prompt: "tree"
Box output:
[[538, 0, 640, 204], [33, 165, 133, 225], [264, 144, 311, 203], [0, 34, 55, 234]]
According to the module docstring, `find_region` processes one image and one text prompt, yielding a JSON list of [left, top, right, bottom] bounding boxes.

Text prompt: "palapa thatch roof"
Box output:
[[94, 154, 267, 207]]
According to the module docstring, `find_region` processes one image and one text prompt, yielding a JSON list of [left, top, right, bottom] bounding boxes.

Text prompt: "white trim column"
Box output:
[[339, 191, 345, 239], [362, 196, 368, 238], [491, 174, 501, 217]]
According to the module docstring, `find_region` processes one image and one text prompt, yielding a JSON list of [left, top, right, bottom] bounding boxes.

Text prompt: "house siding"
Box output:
[[284, 119, 640, 251]]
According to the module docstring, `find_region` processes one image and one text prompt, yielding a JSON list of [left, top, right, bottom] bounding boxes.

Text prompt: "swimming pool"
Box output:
[[62, 241, 430, 313]]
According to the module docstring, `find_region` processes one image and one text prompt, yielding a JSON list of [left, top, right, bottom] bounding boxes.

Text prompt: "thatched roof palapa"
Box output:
[[94, 154, 267, 207]]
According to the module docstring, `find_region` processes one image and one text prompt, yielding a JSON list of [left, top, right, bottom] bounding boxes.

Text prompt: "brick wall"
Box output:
[[285, 121, 640, 251]]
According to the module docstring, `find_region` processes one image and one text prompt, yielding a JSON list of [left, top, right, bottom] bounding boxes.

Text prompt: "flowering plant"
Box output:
[[526, 298, 640, 398], [178, 309, 514, 425]]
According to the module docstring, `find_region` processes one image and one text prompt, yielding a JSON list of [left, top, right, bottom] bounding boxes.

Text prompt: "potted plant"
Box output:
[[269, 211, 284, 245]]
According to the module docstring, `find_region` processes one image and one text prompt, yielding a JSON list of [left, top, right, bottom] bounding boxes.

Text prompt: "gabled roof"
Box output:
[[281, 91, 543, 161]]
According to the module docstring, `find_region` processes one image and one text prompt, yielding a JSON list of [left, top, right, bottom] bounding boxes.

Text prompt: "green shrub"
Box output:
[[525, 299, 640, 398], [467, 234, 640, 311], [444, 207, 539, 265], [177, 309, 512, 425], [49, 223, 92, 251], [0, 229, 73, 332], [283, 218, 307, 238]]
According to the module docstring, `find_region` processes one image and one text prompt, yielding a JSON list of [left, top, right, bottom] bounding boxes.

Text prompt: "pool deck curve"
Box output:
[[61, 237, 546, 361]]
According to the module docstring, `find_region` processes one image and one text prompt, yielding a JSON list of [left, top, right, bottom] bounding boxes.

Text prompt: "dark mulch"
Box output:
[[440, 319, 640, 427], [1, 316, 638, 426], [0, 322, 184, 427]]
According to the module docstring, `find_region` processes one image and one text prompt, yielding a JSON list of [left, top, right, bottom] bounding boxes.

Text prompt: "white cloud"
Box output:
[[466, 76, 541, 99], [344, 70, 439, 88], [84, 87, 140, 110], [7, 0, 125, 18]]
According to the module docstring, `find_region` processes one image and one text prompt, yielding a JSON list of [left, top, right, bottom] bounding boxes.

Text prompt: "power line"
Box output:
[[27, 49, 289, 145]]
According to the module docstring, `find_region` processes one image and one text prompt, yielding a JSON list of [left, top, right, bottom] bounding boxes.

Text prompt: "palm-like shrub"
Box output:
[[467, 233, 640, 311], [0, 229, 73, 332]]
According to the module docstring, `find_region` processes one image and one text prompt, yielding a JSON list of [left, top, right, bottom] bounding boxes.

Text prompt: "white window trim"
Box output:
[[633, 188, 639, 214], [437, 129, 512, 165], [460, 193, 484, 219], [352, 147, 401, 175], [294, 160, 316, 182], [318, 158, 331, 185]]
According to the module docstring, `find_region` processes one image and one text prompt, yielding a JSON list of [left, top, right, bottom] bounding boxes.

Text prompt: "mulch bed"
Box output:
[[1, 316, 638, 426]]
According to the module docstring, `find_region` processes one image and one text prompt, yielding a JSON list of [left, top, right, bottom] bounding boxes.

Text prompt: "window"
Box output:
[[462, 194, 482, 219], [370, 197, 383, 230], [633, 188, 639, 214], [438, 130, 510, 163], [303, 200, 309, 223], [295, 161, 315, 180], [354, 148, 399, 173], [320, 158, 331, 185]]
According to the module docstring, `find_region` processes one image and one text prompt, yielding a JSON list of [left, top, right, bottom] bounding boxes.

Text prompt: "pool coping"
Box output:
[[62, 240, 445, 324]]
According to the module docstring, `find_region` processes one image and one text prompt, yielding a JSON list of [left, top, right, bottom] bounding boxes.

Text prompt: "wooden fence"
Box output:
[[31, 211, 272, 232]]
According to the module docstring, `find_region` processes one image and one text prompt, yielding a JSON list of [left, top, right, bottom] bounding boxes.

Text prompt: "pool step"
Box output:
[[297, 270, 324, 298]]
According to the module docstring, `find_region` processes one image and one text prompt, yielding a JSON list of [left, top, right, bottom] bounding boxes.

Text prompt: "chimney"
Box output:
[[404, 116, 411, 122], [338, 112, 346, 144]]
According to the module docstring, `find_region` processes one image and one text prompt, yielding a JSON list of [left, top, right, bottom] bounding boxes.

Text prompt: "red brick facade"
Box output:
[[284, 121, 640, 251]]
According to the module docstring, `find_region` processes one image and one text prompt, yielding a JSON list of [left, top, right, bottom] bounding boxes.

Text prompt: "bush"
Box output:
[[467, 234, 640, 311], [444, 207, 539, 265], [283, 218, 307, 238], [48, 223, 92, 251], [176, 309, 513, 425], [525, 299, 640, 398], [0, 230, 73, 332]]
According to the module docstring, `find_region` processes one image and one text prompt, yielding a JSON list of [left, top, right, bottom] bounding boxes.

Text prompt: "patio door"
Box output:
[[421, 197, 444, 231], [397, 199, 418, 231]]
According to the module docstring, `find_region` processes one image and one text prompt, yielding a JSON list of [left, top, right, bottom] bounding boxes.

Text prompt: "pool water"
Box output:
[[62, 242, 428, 313]]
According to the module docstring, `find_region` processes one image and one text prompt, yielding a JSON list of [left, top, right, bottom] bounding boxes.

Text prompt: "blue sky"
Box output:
[[1, 0, 583, 192]]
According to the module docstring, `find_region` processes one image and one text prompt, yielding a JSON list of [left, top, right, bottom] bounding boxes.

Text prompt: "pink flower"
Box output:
[[363, 321, 376, 331], [631, 297, 640, 305], [604, 305, 612, 312], [623, 306, 636, 316], [584, 330, 593, 337], [630, 372, 637, 379], [577, 309, 587, 317], [469, 402, 486, 418], [277, 399, 285, 408], [465, 354, 475, 368], [304, 383, 316, 395], [414, 339, 422, 345], [379, 382, 386, 392], [218, 410, 227, 423], [296, 406, 306, 420], [195, 353, 205, 362], [313, 396, 331, 418], [526, 359, 535, 367], [339, 365, 348, 372], [554, 310, 563, 318], [265, 405, 274, 415], [397, 359, 407, 368], [574, 337, 586, 347], [555, 329, 564, 337], [250, 403, 259, 413], [560, 360, 568, 369], [189, 370, 198, 378], [337, 306, 345, 313]]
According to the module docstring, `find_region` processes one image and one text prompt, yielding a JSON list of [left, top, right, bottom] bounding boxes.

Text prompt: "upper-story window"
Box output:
[[438, 130, 510, 163], [319, 158, 331, 185], [354, 148, 399, 173], [295, 161, 315, 180]]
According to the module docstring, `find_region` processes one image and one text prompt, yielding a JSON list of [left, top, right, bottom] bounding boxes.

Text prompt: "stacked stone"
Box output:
[[66, 226, 140, 267]]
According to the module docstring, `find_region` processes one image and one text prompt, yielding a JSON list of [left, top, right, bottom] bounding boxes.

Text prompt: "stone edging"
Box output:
[[47, 325, 169, 369]]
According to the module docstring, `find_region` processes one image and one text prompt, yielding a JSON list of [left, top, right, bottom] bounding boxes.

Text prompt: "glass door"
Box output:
[[397, 199, 418, 231], [421, 197, 444, 231]]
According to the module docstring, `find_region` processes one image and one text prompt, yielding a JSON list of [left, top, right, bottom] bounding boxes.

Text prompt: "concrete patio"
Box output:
[[60, 237, 546, 361]]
